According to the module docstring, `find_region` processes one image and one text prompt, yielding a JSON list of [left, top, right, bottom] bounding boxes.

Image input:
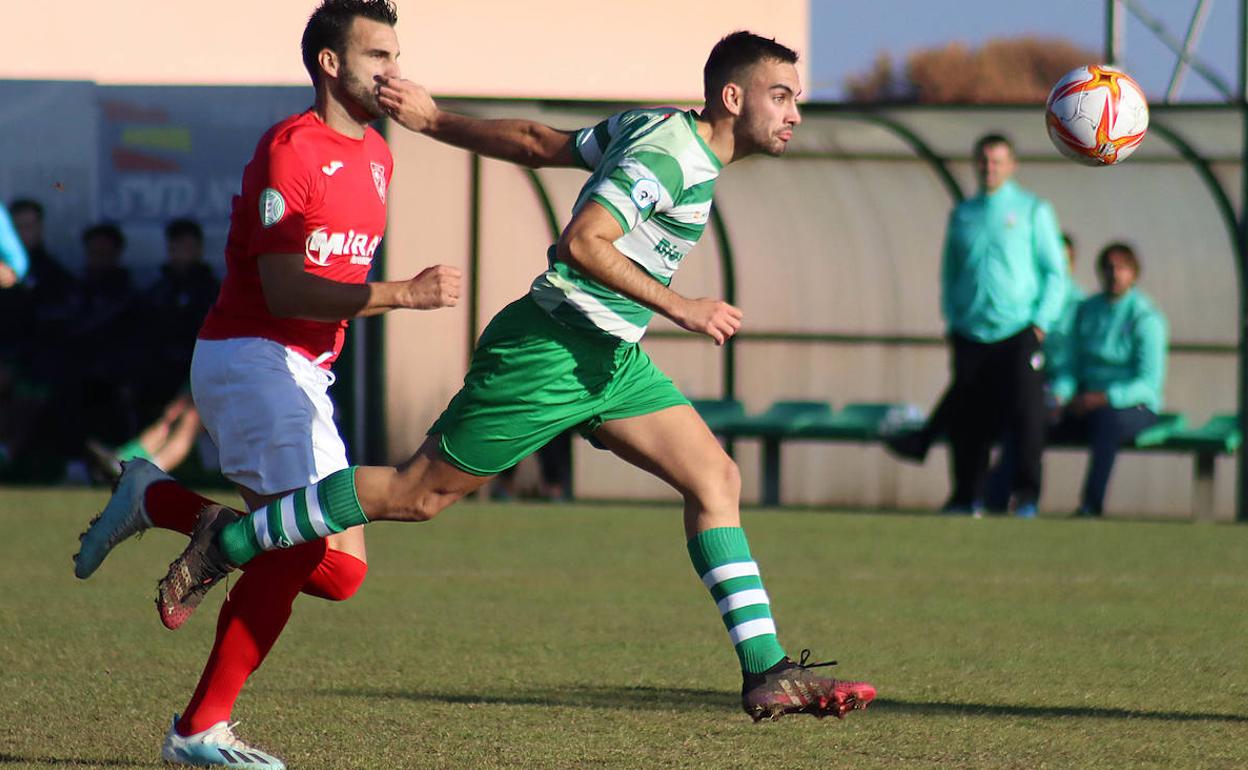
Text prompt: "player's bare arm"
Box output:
[[375, 76, 579, 168], [258, 253, 461, 321], [557, 202, 742, 345]]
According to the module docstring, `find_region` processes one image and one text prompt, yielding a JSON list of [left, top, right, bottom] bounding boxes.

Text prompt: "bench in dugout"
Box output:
[[690, 399, 1241, 519]]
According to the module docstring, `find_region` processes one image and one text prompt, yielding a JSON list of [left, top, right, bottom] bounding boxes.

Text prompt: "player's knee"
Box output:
[[686, 455, 741, 509], [302, 551, 368, 601], [388, 490, 446, 522]]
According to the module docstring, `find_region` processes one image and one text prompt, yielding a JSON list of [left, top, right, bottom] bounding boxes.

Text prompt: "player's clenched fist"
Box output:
[[674, 297, 743, 345], [375, 76, 437, 133], [406, 265, 462, 309]]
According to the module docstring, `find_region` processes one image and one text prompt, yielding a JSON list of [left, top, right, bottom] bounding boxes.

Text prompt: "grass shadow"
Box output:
[[321, 686, 1247, 723], [320, 683, 738, 712], [873, 698, 1247, 723]]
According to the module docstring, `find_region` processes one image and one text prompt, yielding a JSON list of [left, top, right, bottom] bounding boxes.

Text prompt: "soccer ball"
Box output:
[[1045, 64, 1149, 166]]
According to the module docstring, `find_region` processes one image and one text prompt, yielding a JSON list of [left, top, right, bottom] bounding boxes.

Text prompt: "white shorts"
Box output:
[[190, 337, 348, 496]]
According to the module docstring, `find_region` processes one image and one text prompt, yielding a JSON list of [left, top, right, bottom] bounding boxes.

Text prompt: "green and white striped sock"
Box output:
[[687, 527, 788, 674], [217, 467, 367, 566]]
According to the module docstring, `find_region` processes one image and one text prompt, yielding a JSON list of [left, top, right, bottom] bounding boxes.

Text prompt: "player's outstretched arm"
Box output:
[[557, 203, 742, 345], [258, 253, 461, 321], [375, 76, 579, 169]]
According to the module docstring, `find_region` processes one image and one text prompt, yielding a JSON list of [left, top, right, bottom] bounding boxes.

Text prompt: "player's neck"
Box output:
[[693, 111, 736, 166], [314, 92, 370, 140]]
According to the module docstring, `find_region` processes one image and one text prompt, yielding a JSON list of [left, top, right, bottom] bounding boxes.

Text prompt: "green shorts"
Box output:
[[429, 295, 689, 475]]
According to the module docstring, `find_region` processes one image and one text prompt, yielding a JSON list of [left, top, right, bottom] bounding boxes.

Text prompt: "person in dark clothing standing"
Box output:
[[938, 133, 1067, 517]]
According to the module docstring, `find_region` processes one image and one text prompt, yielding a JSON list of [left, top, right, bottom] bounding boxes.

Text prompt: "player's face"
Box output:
[[736, 59, 802, 157], [336, 17, 401, 121], [1100, 249, 1137, 296], [975, 143, 1016, 192]]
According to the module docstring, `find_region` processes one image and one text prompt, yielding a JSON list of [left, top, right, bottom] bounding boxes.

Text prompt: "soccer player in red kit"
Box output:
[[73, 2, 460, 766]]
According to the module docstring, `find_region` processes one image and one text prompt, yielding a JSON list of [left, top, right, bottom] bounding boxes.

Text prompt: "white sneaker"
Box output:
[[73, 458, 172, 579], [161, 714, 285, 769]]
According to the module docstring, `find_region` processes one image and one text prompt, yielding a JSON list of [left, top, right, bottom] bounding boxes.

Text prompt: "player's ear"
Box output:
[[318, 48, 340, 80], [720, 82, 744, 117]]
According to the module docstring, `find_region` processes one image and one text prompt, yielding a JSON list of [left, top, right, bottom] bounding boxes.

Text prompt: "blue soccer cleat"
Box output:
[[161, 715, 285, 769], [73, 458, 172, 579]]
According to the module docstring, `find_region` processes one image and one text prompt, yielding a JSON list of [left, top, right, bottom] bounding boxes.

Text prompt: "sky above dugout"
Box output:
[[810, 0, 1241, 103]]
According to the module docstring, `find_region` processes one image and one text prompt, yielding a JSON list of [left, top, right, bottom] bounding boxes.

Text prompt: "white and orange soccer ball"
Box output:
[[1045, 64, 1149, 166]]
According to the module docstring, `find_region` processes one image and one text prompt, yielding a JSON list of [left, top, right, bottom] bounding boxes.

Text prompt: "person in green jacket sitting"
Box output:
[[1049, 242, 1168, 517]]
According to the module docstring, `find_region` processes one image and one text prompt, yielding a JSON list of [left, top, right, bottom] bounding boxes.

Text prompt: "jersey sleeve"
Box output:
[[249, 140, 318, 257], [585, 145, 684, 235], [571, 116, 615, 171]]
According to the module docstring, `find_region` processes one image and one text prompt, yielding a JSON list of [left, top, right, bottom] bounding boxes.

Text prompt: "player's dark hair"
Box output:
[[973, 133, 1015, 158], [9, 198, 43, 220], [82, 223, 126, 250], [1097, 241, 1140, 277], [1061, 232, 1075, 252], [302, 0, 398, 86], [703, 31, 799, 104], [165, 218, 203, 244]]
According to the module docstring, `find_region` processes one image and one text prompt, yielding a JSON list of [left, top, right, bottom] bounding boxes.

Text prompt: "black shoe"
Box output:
[[741, 650, 876, 722], [884, 431, 930, 463], [155, 505, 238, 630]]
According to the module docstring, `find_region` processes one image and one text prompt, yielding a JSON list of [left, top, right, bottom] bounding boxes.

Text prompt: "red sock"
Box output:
[[177, 540, 328, 736], [301, 549, 368, 601], [144, 481, 225, 536]]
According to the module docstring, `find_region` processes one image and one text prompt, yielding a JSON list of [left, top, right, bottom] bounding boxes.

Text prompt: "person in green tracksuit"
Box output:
[[938, 133, 1068, 517], [1050, 242, 1168, 516]]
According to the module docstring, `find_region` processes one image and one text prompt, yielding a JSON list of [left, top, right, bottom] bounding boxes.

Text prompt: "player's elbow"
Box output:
[[558, 231, 599, 273]]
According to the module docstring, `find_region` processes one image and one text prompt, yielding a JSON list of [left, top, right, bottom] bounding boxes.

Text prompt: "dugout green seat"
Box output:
[[1151, 414, 1242, 521], [1130, 412, 1187, 447], [1157, 414, 1242, 453], [712, 400, 833, 506], [689, 398, 746, 433], [719, 400, 833, 437], [796, 402, 924, 441]]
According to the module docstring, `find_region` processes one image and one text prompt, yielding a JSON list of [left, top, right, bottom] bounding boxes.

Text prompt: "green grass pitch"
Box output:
[[2, 487, 1247, 769]]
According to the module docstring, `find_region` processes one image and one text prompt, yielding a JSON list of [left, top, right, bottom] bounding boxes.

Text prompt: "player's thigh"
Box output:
[[192, 337, 348, 497], [593, 404, 739, 502]]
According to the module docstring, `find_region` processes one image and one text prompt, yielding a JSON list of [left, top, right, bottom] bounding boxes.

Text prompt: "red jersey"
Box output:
[[199, 109, 392, 368]]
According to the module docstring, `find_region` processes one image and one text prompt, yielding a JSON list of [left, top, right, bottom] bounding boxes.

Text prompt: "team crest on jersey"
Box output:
[[371, 162, 387, 203], [260, 188, 285, 228], [630, 178, 660, 210]]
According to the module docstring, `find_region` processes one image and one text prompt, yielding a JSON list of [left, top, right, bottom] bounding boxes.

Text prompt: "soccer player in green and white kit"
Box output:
[[155, 31, 876, 721]]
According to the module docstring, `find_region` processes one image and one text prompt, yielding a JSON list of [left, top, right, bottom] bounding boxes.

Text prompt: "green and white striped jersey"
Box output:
[[529, 108, 722, 342]]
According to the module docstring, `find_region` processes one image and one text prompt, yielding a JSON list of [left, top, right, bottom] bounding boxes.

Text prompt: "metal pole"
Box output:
[[1106, 0, 1125, 64], [1166, 0, 1213, 102], [1125, 0, 1233, 98], [1237, 0, 1248, 521]]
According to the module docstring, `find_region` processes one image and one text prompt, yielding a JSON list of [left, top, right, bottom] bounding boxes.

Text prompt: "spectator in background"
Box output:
[[936, 133, 1067, 517], [84, 218, 219, 482], [132, 218, 219, 420], [0, 202, 29, 288], [17, 222, 140, 481], [887, 231, 1082, 480], [2, 199, 80, 373], [1049, 242, 1167, 517], [0, 201, 31, 471], [984, 232, 1084, 511]]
